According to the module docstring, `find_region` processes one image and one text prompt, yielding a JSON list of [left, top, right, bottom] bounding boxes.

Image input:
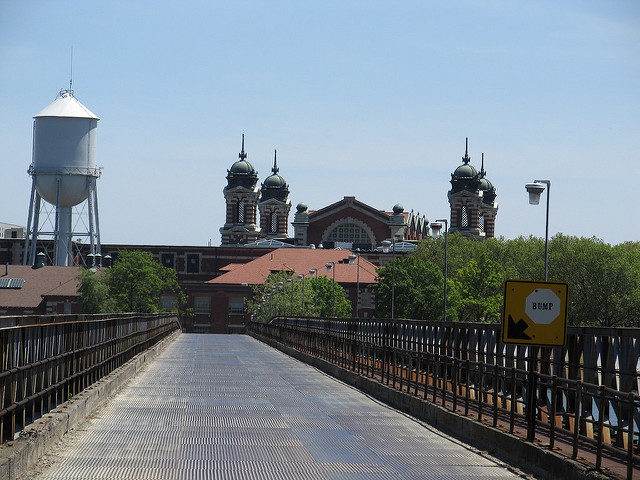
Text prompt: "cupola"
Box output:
[[450, 137, 480, 193], [260, 150, 289, 202], [226, 134, 258, 189]]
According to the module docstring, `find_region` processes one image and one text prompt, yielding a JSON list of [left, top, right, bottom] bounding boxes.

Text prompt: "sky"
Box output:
[[1, 1, 638, 246]]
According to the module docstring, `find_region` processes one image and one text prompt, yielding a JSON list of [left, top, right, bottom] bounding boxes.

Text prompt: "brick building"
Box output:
[[204, 248, 378, 332], [291, 196, 429, 249], [0, 264, 90, 315]]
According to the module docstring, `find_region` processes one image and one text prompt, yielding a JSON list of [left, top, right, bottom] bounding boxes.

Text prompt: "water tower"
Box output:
[[23, 89, 102, 266]]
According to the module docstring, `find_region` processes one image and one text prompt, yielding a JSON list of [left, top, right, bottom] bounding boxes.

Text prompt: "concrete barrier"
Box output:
[[0, 330, 180, 480], [251, 332, 618, 480]]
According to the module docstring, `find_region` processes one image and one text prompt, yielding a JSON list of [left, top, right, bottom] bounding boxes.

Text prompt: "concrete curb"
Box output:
[[250, 332, 618, 480], [0, 330, 181, 480]]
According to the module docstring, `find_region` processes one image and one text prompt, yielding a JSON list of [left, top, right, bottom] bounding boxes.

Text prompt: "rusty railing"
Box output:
[[249, 317, 640, 480], [0, 313, 180, 444]]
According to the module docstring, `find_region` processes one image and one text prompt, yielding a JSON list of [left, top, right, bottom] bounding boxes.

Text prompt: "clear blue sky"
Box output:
[[1, 1, 638, 245]]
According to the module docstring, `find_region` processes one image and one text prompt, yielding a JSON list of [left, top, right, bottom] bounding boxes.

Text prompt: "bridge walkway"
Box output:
[[30, 334, 520, 480]]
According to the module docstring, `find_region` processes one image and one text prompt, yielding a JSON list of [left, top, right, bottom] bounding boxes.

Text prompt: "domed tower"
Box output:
[[447, 138, 498, 239], [23, 89, 102, 266], [220, 135, 261, 245], [258, 150, 291, 238], [477, 153, 498, 237]]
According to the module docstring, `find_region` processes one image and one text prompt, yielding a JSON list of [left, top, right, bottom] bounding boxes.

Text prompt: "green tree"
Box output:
[[107, 250, 184, 313], [77, 268, 117, 314], [78, 250, 186, 314], [548, 235, 640, 326], [373, 256, 458, 320], [308, 276, 352, 318], [247, 272, 351, 322], [453, 255, 504, 322]]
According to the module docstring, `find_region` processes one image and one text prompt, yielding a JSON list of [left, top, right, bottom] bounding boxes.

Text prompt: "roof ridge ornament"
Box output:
[[272, 149, 279, 174], [462, 137, 471, 164], [239, 133, 247, 160], [481, 152, 486, 177]]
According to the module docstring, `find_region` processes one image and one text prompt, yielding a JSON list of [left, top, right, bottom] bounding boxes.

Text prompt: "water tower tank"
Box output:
[[32, 91, 99, 207]]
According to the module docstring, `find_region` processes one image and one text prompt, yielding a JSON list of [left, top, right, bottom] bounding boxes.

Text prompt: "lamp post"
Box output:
[[309, 269, 318, 314], [287, 278, 293, 315], [435, 219, 449, 321], [297, 273, 305, 315], [325, 262, 336, 316], [381, 240, 395, 319], [523, 180, 551, 442], [349, 251, 361, 317], [525, 180, 551, 281]]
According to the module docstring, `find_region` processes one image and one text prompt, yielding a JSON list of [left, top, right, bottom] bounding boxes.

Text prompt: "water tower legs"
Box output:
[[54, 207, 73, 266], [23, 176, 101, 267]]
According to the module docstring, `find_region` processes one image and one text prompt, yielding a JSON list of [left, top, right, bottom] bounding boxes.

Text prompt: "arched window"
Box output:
[[237, 202, 245, 223], [460, 205, 468, 228], [326, 223, 372, 248], [270, 212, 278, 233]]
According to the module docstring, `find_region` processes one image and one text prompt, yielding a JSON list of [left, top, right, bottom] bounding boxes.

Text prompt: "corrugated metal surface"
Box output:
[[36, 334, 518, 480]]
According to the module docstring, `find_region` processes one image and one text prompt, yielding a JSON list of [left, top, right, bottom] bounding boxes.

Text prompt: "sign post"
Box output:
[[501, 280, 569, 441]]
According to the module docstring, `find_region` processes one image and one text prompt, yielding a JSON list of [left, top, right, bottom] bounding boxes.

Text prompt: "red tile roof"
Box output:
[[207, 249, 378, 286], [0, 265, 86, 308]]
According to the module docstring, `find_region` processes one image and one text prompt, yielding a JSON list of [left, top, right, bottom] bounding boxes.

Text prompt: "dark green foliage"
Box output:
[[453, 255, 504, 323], [247, 272, 351, 323], [373, 256, 457, 320], [77, 269, 117, 314], [377, 233, 640, 326], [78, 250, 186, 314], [308, 276, 351, 318]]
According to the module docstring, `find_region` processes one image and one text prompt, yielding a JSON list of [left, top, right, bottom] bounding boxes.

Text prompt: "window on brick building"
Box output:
[[161, 253, 175, 269], [237, 202, 245, 223], [461, 206, 468, 228], [270, 212, 278, 233], [479, 215, 485, 233], [160, 295, 177, 311], [187, 254, 200, 273], [326, 223, 372, 250], [229, 297, 244, 315], [194, 296, 211, 314]]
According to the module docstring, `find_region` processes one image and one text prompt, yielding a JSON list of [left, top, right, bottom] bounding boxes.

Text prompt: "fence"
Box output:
[[0, 313, 180, 445], [249, 317, 640, 479]]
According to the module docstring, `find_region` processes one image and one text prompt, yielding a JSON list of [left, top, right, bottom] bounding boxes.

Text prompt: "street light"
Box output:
[[297, 273, 305, 315], [309, 269, 318, 314], [435, 219, 449, 321], [524, 180, 551, 442], [349, 251, 361, 317], [525, 180, 551, 281], [381, 240, 396, 319], [287, 278, 293, 315], [325, 262, 336, 316]]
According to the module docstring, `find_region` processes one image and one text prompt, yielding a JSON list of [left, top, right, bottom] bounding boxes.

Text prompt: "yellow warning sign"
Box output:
[[502, 280, 569, 346]]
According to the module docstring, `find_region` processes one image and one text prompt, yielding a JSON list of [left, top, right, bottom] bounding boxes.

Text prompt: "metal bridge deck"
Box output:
[[33, 334, 519, 480]]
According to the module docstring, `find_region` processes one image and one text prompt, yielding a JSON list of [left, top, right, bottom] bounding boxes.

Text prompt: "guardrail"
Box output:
[[0, 313, 180, 445], [249, 317, 639, 480]]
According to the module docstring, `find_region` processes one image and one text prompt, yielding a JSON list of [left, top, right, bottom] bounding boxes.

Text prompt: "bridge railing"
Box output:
[[0, 313, 180, 445], [249, 317, 639, 479]]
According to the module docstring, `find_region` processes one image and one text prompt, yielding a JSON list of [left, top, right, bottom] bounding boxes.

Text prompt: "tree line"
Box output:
[[374, 233, 640, 327], [79, 236, 640, 328]]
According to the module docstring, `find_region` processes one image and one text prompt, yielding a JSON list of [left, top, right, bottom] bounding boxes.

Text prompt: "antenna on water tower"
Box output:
[[69, 46, 73, 93]]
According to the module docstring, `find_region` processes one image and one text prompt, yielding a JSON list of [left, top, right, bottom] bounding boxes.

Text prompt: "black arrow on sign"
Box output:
[[507, 314, 531, 340]]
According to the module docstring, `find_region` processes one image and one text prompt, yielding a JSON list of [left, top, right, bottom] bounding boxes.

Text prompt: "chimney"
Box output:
[[34, 252, 45, 268]]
